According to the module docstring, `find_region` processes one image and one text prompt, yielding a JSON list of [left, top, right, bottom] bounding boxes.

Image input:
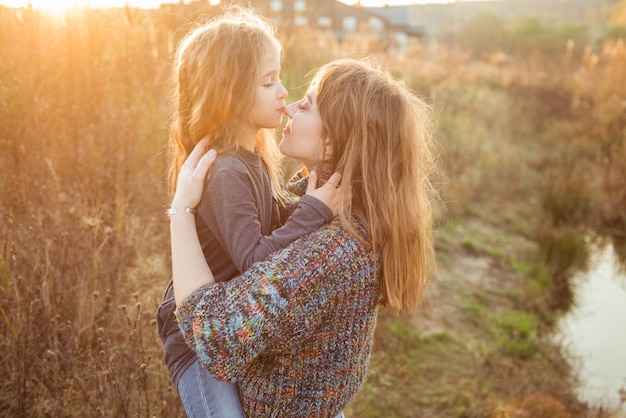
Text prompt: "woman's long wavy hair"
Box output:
[[168, 8, 285, 202], [313, 58, 439, 314]]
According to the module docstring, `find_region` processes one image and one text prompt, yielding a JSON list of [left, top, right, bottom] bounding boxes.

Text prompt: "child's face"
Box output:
[[279, 85, 328, 165], [248, 44, 288, 131]]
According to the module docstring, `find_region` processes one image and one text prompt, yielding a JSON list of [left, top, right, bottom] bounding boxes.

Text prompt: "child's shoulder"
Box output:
[[211, 151, 253, 174]]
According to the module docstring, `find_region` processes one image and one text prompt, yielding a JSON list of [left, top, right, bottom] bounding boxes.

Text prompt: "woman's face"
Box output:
[[280, 86, 328, 165]]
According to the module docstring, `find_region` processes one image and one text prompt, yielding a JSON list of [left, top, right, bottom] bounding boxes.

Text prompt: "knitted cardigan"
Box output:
[[175, 217, 380, 418]]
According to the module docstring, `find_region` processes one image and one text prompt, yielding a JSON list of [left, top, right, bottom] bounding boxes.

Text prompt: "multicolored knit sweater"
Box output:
[[176, 216, 380, 417]]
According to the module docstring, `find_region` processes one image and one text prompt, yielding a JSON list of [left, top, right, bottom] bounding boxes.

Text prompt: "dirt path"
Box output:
[[383, 217, 597, 417], [411, 219, 528, 337]]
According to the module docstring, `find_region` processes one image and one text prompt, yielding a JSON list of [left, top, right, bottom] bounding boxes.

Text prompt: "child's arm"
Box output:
[[198, 157, 340, 273]]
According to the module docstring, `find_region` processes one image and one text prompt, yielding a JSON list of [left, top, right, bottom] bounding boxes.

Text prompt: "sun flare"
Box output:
[[0, 0, 83, 16], [31, 0, 84, 14], [0, 0, 217, 14]]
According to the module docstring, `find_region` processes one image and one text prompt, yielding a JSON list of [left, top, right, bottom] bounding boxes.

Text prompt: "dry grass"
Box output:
[[0, 4, 624, 417]]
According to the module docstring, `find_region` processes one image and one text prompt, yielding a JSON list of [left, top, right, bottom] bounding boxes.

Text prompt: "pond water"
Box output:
[[555, 244, 626, 411]]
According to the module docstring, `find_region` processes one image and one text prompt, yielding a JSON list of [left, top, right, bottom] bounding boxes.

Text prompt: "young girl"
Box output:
[[156, 9, 340, 417], [169, 58, 439, 417]]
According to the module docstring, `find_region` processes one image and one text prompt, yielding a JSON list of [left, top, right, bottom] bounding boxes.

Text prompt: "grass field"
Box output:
[[1, 4, 625, 417]]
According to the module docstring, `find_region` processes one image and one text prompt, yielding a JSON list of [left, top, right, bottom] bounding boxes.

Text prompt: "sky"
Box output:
[[0, 0, 494, 11]]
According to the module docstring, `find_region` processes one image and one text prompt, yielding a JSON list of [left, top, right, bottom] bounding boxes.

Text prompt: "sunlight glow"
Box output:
[[0, 0, 493, 13], [0, 0, 202, 11]]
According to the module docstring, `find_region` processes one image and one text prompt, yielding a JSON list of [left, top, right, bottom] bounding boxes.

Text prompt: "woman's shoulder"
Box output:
[[296, 218, 372, 260], [318, 217, 368, 241]]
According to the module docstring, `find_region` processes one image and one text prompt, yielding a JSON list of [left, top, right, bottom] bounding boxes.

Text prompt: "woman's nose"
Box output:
[[284, 102, 297, 118]]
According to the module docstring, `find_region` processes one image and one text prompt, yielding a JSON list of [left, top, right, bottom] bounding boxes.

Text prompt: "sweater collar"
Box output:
[[286, 165, 334, 197]]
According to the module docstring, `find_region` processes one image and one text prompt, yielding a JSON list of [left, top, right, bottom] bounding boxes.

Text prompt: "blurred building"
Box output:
[[219, 0, 424, 48], [367, 0, 621, 45]]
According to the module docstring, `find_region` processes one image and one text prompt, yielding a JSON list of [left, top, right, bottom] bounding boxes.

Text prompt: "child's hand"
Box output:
[[171, 138, 216, 211], [306, 171, 343, 217]]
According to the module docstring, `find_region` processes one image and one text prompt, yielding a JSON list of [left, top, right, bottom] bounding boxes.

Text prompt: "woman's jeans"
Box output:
[[178, 359, 345, 418]]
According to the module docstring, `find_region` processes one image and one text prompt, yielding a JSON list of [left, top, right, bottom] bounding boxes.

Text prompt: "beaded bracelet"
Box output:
[[165, 207, 196, 216]]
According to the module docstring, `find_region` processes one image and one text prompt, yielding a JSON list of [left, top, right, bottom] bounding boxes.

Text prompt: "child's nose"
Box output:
[[278, 82, 288, 100]]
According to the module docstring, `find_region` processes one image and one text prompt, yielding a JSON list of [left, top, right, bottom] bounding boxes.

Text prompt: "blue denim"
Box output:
[[178, 360, 245, 418], [178, 360, 346, 418]]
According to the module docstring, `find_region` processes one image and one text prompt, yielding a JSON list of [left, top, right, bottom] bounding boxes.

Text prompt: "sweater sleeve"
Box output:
[[198, 157, 333, 273], [175, 221, 371, 382]]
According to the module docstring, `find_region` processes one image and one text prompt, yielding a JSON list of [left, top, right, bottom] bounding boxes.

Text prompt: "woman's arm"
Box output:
[[175, 219, 377, 382], [169, 140, 217, 306]]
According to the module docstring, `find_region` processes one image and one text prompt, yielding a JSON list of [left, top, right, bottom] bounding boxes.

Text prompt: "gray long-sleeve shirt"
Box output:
[[157, 148, 333, 386]]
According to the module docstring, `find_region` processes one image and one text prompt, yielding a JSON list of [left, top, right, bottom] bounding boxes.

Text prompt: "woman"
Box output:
[[169, 58, 439, 417]]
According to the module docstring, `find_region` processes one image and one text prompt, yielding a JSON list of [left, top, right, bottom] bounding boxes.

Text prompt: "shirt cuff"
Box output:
[[298, 194, 334, 222]]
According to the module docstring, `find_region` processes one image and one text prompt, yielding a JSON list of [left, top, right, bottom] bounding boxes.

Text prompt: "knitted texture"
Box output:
[[176, 218, 380, 417], [286, 165, 334, 197]]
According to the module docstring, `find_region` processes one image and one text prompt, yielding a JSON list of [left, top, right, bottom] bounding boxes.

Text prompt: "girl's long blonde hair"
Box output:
[[168, 7, 285, 202], [313, 58, 438, 314]]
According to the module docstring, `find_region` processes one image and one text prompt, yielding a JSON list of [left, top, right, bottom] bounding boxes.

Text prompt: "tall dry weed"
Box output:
[[0, 3, 623, 417], [0, 6, 180, 416], [573, 41, 626, 239]]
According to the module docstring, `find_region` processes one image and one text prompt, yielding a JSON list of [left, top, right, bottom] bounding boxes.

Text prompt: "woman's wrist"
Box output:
[[165, 206, 196, 217], [167, 195, 198, 216]]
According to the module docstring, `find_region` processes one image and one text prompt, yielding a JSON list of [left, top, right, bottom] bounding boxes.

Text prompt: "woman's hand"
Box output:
[[170, 138, 218, 306], [171, 138, 217, 211], [306, 171, 343, 217]]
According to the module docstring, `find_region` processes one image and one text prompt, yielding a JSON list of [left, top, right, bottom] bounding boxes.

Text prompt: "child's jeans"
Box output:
[[178, 359, 346, 418], [178, 360, 245, 418]]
